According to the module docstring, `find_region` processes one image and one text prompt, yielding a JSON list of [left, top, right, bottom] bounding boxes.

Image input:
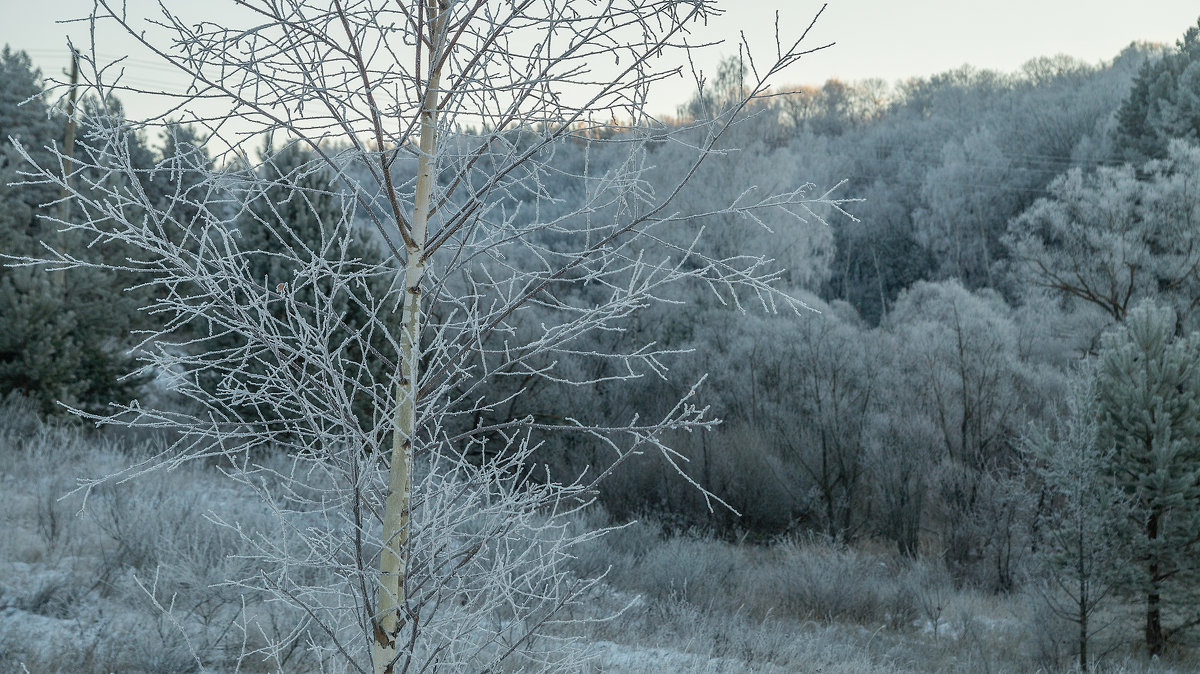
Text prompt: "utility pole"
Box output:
[[58, 48, 79, 224]]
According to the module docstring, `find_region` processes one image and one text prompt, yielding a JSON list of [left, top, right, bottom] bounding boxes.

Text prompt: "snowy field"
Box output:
[[1, 398, 1195, 674]]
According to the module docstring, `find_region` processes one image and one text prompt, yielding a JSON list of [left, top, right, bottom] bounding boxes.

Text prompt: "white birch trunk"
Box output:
[[373, 3, 445, 671]]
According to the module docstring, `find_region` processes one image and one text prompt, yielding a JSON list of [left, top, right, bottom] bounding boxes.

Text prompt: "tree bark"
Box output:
[[1079, 533, 1089, 673], [373, 3, 445, 672], [1145, 507, 1163, 657]]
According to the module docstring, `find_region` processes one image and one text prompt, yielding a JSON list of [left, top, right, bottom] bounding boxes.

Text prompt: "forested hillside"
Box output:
[[5, 11, 1200, 672]]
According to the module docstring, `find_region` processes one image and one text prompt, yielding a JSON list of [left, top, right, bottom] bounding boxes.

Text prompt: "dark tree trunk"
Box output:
[[1079, 570, 1089, 672], [1077, 515, 1091, 673], [1146, 589, 1163, 656], [1146, 508, 1163, 657]]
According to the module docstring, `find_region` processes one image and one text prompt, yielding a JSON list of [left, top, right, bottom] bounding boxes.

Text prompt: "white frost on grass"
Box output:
[[589, 639, 793, 674]]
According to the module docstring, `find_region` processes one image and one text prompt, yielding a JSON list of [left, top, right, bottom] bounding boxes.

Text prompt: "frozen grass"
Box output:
[[562, 511, 1200, 673], [0, 398, 318, 673], [1, 397, 1198, 672], [567, 517, 949, 629]]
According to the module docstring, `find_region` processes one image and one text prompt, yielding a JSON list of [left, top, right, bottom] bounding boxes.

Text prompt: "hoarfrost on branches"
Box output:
[[10, 1, 851, 671]]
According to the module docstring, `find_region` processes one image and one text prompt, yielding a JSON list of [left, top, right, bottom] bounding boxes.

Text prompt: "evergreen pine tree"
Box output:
[[1113, 17, 1200, 162], [1025, 367, 1123, 672], [0, 46, 149, 414], [1096, 301, 1200, 655]]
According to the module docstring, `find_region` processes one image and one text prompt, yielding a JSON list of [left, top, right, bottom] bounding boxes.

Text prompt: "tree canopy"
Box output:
[[1114, 18, 1200, 162]]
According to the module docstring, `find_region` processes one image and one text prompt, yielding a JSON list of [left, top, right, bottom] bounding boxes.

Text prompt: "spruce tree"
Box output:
[[1096, 301, 1200, 655]]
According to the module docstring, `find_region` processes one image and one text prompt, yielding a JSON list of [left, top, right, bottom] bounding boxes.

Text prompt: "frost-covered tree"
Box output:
[[670, 302, 876, 537], [12, 1, 846, 671], [824, 50, 1145, 321], [1096, 301, 1200, 656], [1113, 16, 1200, 162], [656, 90, 838, 296], [887, 280, 1030, 472], [886, 280, 1034, 587], [1024, 367, 1123, 672], [1006, 140, 1200, 328], [913, 127, 1024, 288], [863, 364, 937, 556], [773, 309, 875, 539]]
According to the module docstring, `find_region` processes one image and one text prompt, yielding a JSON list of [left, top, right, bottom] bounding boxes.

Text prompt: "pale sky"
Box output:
[[3, 1, 1198, 122]]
